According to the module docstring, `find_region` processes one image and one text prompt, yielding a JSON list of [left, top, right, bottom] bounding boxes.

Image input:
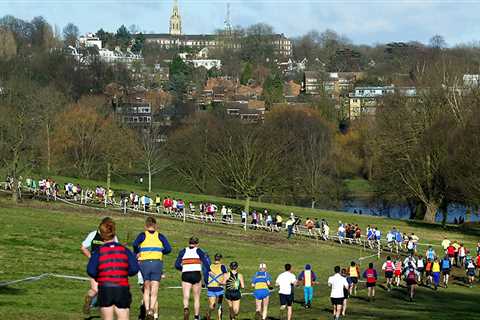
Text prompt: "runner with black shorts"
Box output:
[[382, 256, 395, 291], [87, 219, 139, 320], [225, 261, 245, 320], [175, 237, 210, 320], [275, 264, 297, 320], [328, 266, 349, 320], [363, 263, 378, 301]]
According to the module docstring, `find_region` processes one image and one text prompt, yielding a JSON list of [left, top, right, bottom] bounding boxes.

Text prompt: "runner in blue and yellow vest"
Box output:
[[133, 217, 171, 320], [205, 253, 228, 320], [297, 264, 318, 309], [251, 263, 273, 320]]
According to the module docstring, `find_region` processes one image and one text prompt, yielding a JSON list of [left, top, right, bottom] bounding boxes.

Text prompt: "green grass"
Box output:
[[1, 199, 480, 319], [344, 178, 374, 198], [27, 174, 480, 249]]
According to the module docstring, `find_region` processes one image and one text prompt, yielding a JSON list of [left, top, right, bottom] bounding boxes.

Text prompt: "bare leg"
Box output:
[[149, 281, 160, 314], [114, 306, 130, 320], [143, 280, 152, 312], [262, 297, 269, 320], [286, 306, 292, 320], [192, 282, 201, 317], [182, 281, 192, 309], [101, 306, 114, 320]]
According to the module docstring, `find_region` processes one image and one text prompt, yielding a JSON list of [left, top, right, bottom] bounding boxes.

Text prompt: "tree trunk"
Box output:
[[244, 195, 251, 214], [148, 166, 152, 193], [311, 199, 316, 209], [106, 162, 111, 194], [423, 202, 438, 223], [11, 178, 18, 204], [46, 123, 51, 172]]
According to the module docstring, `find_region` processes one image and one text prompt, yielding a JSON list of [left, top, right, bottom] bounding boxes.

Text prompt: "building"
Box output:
[[302, 71, 322, 95], [144, 1, 292, 57], [463, 74, 480, 87], [348, 85, 416, 119], [79, 33, 102, 49]]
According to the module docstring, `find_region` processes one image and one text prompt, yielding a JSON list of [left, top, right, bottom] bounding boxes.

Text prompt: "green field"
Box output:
[[1, 197, 480, 320]]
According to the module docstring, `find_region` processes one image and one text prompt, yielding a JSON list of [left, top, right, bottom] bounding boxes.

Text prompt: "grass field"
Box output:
[[1, 197, 480, 320]]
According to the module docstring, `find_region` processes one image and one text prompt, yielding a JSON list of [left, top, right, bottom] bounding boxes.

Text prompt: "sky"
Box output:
[[1, 0, 480, 45]]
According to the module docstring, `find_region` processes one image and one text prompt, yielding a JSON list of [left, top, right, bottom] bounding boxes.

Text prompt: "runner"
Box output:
[[175, 237, 210, 320], [348, 261, 360, 296], [404, 263, 419, 302], [252, 263, 272, 320], [275, 264, 297, 320], [432, 257, 441, 290], [416, 255, 425, 284], [447, 243, 455, 266], [363, 263, 378, 301], [441, 236, 451, 254], [297, 264, 317, 308], [425, 245, 436, 261], [466, 257, 476, 288], [225, 261, 244, 320], [81, 217, 118, 314], [328, 265, 349, 320], [394, 258, 403, 288], [87, 219, 139, 320], [441, 255, 452, 288], [458, 243, 466, 267], [133, 217, 172, 320], [205, 253, 228, 320], [340, 268, 351, 317], [382, 256, 395, 291], [425, 257, 434, 286], [285, 217, 295, 239]]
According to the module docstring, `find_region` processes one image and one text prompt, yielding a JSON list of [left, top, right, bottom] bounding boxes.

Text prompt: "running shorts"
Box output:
[[225, 290, 242, 301], [139, 260, 163, 281], [417, 267, 424, 274], [253, 289, 270, 300], [330, 297, 344, 305], [406, 279, 417, 286], [279, 293, 293, 306], [385, 271, 393, 279], [467, 269, 476, 277], [350, 276, 358, 284], [394, 270, 402, 277], [366, 282, 376, 288], [442, 269, 450, 275], [182, 271, 202, 285], [98, 286, 132, 309], [207, 289, 225, 298]]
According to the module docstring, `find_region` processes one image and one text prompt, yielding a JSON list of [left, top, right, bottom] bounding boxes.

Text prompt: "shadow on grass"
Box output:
[[0, 286, 24, 295]]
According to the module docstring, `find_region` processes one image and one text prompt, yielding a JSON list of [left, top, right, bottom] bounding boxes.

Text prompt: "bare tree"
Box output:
[[138, 128, 167, 192]]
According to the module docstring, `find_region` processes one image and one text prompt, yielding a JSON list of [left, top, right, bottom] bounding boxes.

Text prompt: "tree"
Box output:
[[240, 23, 275, 64], [0, 27, 17, 59], [63, 22, 79, 47], [429, 35, 447, 49], [262, 73, 284, 108], [165, 113, 215, 193], [138, 128, 167, 192], [240, 62, 253, 85], [208, 120, 285, 212], [0, 79, 40, 203]]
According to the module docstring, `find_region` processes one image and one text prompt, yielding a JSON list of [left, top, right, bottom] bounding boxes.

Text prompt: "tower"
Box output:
[[169, 0, 182, 36], [224, 3, 232, 35]]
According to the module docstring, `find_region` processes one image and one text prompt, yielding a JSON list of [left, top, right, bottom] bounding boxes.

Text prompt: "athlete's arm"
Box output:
[[86, 250, 100, 279], [132, 233, 145, 255], [81, 246, 91, 258], [197, 248, 210, 271], [174, 249, 185, 271], [126, 248, 140, 276], [159, 234, 172, 255]]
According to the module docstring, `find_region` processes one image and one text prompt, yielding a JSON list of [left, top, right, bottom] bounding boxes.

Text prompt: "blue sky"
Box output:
[[1, 0, 480, 45]]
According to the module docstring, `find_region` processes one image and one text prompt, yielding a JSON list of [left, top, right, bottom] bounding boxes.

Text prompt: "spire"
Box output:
[[169, 0, 182, 35], [224, 3, 232, 35]]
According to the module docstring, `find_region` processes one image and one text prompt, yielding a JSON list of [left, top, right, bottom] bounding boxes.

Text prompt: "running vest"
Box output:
[[91, 231, 105, 253], [226, 272, 240, 291], [208, 263, 225, 288], [385, 261, 394, 272], [441, 259, 450, 269], [349, 266, 359, 277], [395, 262, 403, 271], [97, 243, 129, 287], [365, 269, 376, 283], [253, 271, 270, 290], [425, 262, 432, 272], [303, 270, 313, 287], [138, 231, 164, 261], [407, 270, 416, 281], [467, 261, 475, 270], [432, 262, 441, 273], [181, 247, 202, 272], [427, 249, 435, 260]]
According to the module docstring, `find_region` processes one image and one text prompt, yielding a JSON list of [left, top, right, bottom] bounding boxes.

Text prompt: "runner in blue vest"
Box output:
[[395, 230, 403, 254], [441, 255, 452, 288], [251, 263, 272, 320]]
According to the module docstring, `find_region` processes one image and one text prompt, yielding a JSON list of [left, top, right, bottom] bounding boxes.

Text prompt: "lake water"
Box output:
[[342, 199, 480, 223]]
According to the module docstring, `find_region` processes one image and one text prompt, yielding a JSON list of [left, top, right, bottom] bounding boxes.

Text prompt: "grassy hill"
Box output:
[[0, 198, 479, 320]]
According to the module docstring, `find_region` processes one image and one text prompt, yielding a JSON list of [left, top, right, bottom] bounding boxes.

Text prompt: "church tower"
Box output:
[[169, 0, 182, 36]]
